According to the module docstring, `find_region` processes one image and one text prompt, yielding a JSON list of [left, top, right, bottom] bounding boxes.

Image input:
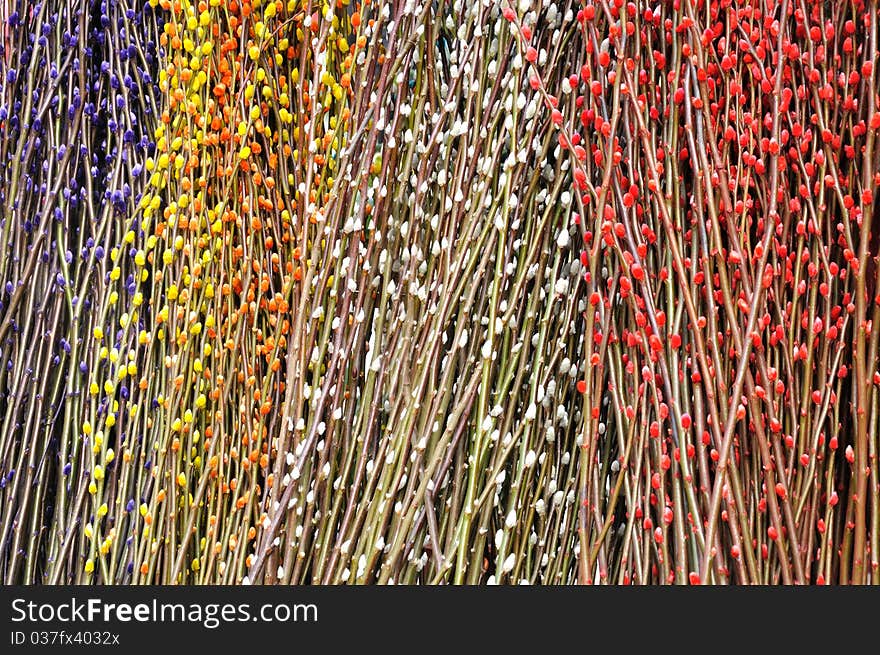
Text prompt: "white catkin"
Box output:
[[505, 510, 517, 529], [502, 553, 516, 573], [556, 228, 570, 249]]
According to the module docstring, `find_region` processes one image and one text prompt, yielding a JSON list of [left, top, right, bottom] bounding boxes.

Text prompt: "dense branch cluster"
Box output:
[[0, 0, 879, 585]]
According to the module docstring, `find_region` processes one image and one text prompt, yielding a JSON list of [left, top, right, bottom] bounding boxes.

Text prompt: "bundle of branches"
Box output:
[[0, 0, 878, 585]]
